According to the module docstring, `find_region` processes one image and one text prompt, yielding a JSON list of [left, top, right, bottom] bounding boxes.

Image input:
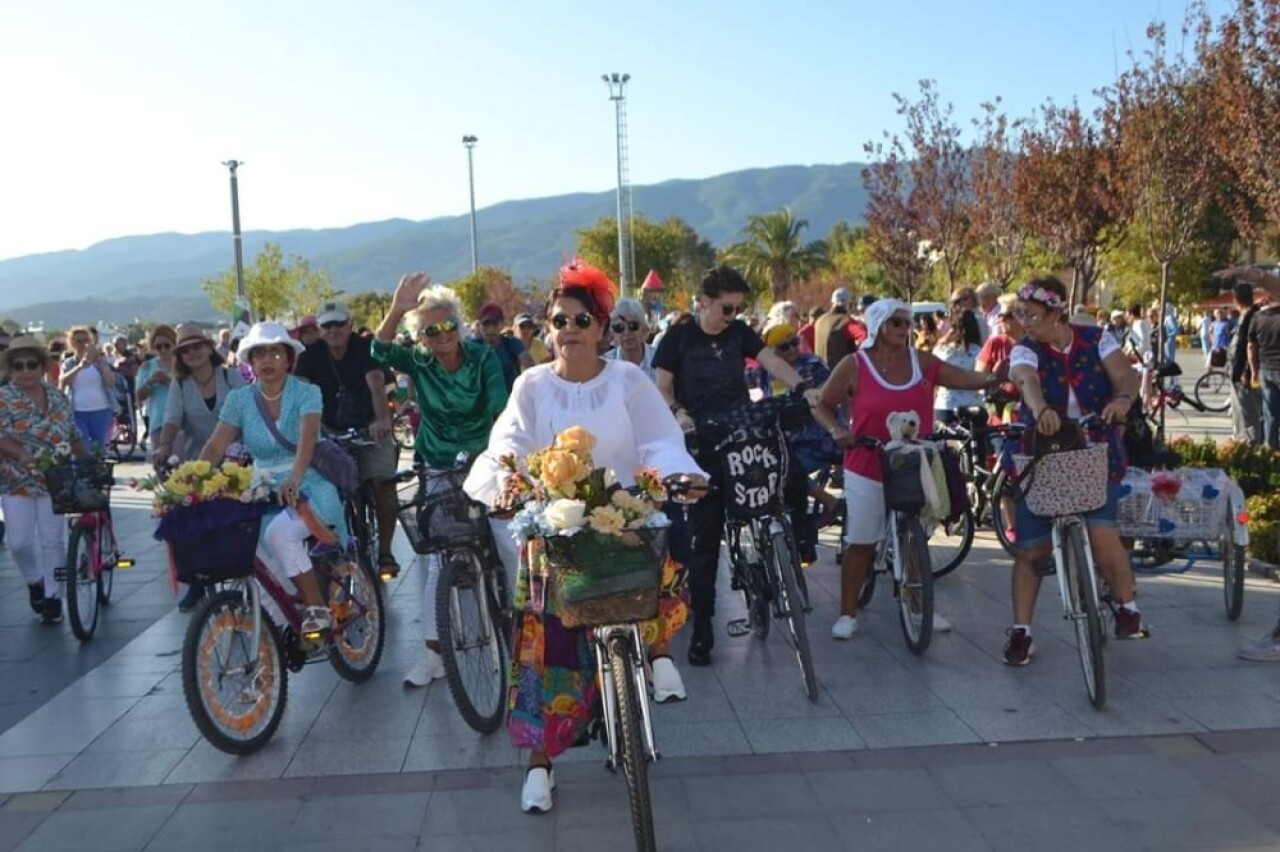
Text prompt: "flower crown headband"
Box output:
[[1017, 282, 1065, 311]]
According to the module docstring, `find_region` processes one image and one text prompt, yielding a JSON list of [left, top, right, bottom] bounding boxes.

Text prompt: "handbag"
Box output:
[[1016, 413, 1107, 517], [252, 391, 359, 494]]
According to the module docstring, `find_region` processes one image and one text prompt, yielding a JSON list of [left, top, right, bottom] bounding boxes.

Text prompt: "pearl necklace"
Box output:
[[257, 384, 285, 402]]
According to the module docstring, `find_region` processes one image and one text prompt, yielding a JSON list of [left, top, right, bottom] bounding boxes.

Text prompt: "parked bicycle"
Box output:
[[1149, 361, 1229, 418], [701, 395, 816, 700], [393, 456, 512, 734], [47, 457, 133, 641], [181, 497, 386, 754]]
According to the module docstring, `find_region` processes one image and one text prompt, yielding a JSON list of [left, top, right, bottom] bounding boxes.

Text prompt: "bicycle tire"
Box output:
[[896, 515, 933, 655], [770, 530, 817, 701], [326, 556, 386, 682], [929, 506, 974, 579], [436, 548, 508, 734], [958, 444, 989, 526], [65, 525, 99, 642], [97, 521, 117, 606], [1222, 532, 1246, 621], [182, 589, 288, 755], [1063, 524, 1106, 710], [1194, 370, 1231, 413], [990, 469, 1018, 557], [608, 634, 656, 852], [345, 492, 378, 582]]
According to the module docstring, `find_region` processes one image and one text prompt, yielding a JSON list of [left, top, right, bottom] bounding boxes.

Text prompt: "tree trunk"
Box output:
[[1156, 259, 1171, 443]]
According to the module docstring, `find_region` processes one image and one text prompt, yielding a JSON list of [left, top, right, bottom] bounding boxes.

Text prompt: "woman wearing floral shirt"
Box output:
[[0, 336, 90, 624]]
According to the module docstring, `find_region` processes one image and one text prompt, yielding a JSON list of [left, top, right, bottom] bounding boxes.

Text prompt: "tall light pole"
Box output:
[[602, 73, 635, 295], [221, 160, 246, 299], [462, 135, 479, 275]]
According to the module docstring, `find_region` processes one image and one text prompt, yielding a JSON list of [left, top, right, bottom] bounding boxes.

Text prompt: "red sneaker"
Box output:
[[1003, 627, 1035, 666], [1114, 607, 1150, 639]]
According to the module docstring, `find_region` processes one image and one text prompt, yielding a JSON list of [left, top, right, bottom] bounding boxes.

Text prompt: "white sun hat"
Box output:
[[237, 321, 305, 360]]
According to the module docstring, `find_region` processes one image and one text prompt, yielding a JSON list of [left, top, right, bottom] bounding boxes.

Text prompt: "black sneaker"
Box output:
[[41, 597, 63, 625], [27, 583, 45, 615], [687, 619, 714, 667]]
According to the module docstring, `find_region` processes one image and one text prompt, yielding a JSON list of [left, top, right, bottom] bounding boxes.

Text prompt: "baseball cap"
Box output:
[[316, 301, 350, 326], [478, 303, 504, 323], [514, 313, 535, 328], [294, 315, 318, 330], [831, 287, 851, 306]]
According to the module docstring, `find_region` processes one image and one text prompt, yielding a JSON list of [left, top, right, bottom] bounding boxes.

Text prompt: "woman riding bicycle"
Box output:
[[1003, 276, 1146, 667], [371, 275, 508, 688], [197, 322, 343, 641], [464, 259, 706, 815], [811, 298, 997, 641], [0, 336, 90, 625]]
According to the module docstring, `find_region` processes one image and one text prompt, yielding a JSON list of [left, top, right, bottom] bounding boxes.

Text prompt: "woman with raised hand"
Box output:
[[464, 260, 706, 815], [59, 326, 117, 453]]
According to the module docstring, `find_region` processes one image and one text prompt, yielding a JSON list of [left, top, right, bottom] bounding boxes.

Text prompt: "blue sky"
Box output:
[[0, 0, 1224, 261]]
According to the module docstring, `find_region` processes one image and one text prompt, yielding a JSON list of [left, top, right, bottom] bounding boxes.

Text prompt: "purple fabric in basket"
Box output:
[[154, 498, 270, 543]]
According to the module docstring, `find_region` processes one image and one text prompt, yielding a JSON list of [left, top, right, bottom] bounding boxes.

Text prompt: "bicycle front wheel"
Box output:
[[65, 524, 100, 642], [770, 530, 817, 701], [1194, 370, 1231, 413], [436, 548, 508, 734], [990, 469, 1018, 557], [1222, 532, 1246, 621], [928, 506, 974, 579], [896, 515, 934, 655], [607, 634, 656, 852], [1063, 524, 1106, 710], [327, 555, 386, 682], [97, 520, 117, 606], [182, 589, 288, 754]]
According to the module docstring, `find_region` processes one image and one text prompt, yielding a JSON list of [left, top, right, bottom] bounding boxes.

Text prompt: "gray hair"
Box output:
[[765, 301, 797, 326], [611, 297, 648, 326], [976, 282, 1002, 299], [409, 285, 465, 332]]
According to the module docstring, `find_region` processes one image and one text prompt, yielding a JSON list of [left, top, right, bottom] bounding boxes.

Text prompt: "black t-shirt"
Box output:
[[653, 319, 764, 419], [295, 336, 378, 430]]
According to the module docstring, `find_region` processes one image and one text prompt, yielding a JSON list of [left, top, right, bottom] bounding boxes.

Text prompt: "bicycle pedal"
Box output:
[[726, 618, 752, 637], [114, 557, 135, 570], [377, 567, 400, 582]]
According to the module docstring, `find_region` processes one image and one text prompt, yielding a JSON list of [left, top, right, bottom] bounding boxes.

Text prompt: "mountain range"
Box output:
[[0, 161, 872, 327]]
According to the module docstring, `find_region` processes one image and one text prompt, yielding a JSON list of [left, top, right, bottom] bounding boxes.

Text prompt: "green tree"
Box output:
[[201, 243, 337, 320], [576, 214, 715, 297], [722, 208, 831, 303], [345, 290, 394, 330]]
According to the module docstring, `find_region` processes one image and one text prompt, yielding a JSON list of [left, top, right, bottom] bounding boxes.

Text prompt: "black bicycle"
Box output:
[[393, 457, 512, 734], [328, 429, 395, 584], [702, 396, 817, 701]]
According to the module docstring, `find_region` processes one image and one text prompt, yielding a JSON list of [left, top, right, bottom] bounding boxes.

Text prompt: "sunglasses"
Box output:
[[320, 320, 347, 330], [713, 302, 741, 317], [8, 359, 42, 372], [250, 349, 289, 362], [178, 342, 208, 355], [774, 336, 801, 353], [611, 320, 642, 334], [153, 342, 173, 351], [885, 316, 911, 329], [420, 319, 459, 338], [550, 312, 594, 330]]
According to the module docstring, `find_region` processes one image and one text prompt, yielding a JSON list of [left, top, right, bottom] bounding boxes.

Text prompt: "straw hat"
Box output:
[[174, 325, 212, 350], [0, 335, 48, 370]]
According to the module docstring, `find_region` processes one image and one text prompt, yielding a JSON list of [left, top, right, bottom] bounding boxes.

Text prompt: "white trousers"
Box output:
[[1, 495, 65, 597]]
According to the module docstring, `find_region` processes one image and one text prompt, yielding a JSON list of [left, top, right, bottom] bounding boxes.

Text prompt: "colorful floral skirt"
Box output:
[[507, 549, 688, 757]]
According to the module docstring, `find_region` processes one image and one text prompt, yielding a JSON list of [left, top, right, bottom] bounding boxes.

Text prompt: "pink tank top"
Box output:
[[844, 349, 942, 481]]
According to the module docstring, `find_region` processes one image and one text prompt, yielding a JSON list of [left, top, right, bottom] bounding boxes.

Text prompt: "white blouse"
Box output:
[[464, 359, 706, 505]]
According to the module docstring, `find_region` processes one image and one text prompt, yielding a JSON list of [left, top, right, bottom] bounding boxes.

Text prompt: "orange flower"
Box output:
[[540, 449, 584, 497], [555, 426, 596, 456]]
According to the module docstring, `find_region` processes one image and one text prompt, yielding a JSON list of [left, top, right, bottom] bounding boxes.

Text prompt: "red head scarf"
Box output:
[[557, 258, 617, 324]]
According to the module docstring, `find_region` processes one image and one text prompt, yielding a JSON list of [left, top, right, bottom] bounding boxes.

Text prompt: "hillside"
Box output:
[[0, 162, 872, 325]]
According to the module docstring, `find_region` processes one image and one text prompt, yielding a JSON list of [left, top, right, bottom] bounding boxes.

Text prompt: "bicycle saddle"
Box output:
[[1153, 361, 1183, 378]]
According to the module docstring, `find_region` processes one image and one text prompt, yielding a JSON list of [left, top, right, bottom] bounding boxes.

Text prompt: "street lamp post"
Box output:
[[221, 160, 246, 299], [602, 73, 635, 295], [462, 135, 479, 275]]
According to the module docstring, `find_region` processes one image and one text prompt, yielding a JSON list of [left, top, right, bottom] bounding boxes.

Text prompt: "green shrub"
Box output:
[[1246, 493, 1280, 565]]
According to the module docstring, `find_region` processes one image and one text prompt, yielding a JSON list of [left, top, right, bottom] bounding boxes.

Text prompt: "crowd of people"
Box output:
[[2, 261, 1280, 815]]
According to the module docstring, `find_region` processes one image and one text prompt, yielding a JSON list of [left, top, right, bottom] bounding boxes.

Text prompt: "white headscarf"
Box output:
[[863, 298, 910, 349]]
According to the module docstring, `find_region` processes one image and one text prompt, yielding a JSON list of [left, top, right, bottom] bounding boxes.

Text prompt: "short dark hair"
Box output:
[[1234, 282, 1254, 307], [548, 286, 609, 326], [700, 265, 750, 299]]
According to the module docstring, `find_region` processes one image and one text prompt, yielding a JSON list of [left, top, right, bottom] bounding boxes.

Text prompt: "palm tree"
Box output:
[[724, 209, 831, 303]]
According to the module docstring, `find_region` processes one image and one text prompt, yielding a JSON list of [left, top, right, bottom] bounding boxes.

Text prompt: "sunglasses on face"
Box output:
[[153, 342, 173, 351], [774, 336, 801, 353], [715, 301, 742, 317], [250, 349, 288, 362], [550, 312, 593, 330], [320, 320, 347, 331], [611, 320, 642, 334], [178, 343, 207, 356], [420, 319, 459, 338], [8, 359, 42, 372], [885, 316, 910, 329]]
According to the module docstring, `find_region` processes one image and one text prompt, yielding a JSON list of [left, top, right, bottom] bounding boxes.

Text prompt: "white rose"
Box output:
[[543, 499, 587, 531]]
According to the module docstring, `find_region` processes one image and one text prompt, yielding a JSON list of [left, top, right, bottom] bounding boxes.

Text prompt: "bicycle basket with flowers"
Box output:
[[140, 460, 272, 584], [502, 426, 671, 628], [38, 444, 114, 515]]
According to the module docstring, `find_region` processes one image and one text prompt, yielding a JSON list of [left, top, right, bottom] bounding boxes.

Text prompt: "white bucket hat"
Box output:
[[863, 298, 910, 349], [237, 321, 305, 361]]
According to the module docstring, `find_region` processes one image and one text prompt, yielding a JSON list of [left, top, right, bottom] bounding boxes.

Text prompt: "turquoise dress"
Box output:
[[219, 377, 347, 538]]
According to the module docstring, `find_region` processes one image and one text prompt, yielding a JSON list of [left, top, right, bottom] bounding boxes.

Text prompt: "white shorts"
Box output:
[[844, 469, 887, 545]]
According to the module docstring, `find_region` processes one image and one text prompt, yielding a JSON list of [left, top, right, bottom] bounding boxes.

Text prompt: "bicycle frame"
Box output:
[[1050, 517, 1099, 620], [67, 510, 132, 574], [593, 623, 659, 767]]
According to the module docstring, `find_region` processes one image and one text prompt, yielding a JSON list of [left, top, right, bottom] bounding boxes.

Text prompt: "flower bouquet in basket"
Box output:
[[501, 426, 671, 628], [139, 460, 272, 585]]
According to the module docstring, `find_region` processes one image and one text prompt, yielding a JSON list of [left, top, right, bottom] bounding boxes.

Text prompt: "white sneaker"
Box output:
[[521, 766, 555, 813], [831, 615, 859, 640], [650, 656, 687, 703], [403, 649, 446, 687], [933, 613, 953, 633]]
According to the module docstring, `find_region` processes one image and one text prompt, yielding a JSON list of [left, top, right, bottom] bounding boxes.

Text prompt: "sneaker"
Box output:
[[687, 619, 713, 667], [177, 584, 204, 613], [521, 766, 555, 814], [300, 605, 331, 636], [831, 615, 859, 640], [1238, 630, 1280, 662], [1003, 627, 1034, 666], [1113, 606, 1149, 640], [403, 648, 446, 687], [27, 583, 45, 615], [933, 613, 953, 633], [40, 597, 63, 625], [650, 656, 687, 703]]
